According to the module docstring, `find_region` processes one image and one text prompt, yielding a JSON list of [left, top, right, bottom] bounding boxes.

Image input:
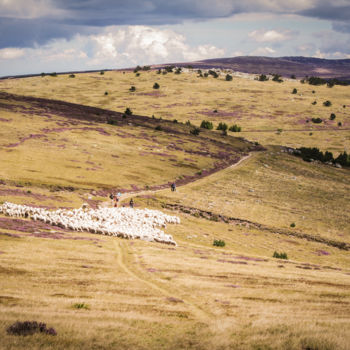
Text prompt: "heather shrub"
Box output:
[[73, 302, 89, 310], [323, 100, 332, 107], [124, 107, 132, 115], [273, 251, 288, 259], [190, 127, 201, 135], [6, 321, 57, 336], [229, 124, 241, 132], [290, 222, 296, 228], [330, 113, 336, 120], [153, 82, 160, 89], [200, 120, 213, 130], [217, 122, 228, 131], [272, 74, 283, 82], [208, 70, 218, 78], [311, 117, 322, 124], [213, 239, 225, 247], [258, 74, 268, 81]]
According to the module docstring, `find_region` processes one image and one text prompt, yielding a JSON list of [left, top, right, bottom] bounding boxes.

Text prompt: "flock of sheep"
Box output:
[[0, 202, 179, 245]]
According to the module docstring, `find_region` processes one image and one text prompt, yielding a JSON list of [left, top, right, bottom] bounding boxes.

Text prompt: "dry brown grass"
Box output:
[[0, 70, 349, 153]]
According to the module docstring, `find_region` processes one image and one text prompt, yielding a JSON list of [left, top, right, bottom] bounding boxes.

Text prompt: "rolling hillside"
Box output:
[[0, 66, 349, 350]]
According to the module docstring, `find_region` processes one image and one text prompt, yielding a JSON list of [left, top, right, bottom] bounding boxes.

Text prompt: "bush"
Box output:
[[258, 74, 269, 81], [100, 70, 104, 75], [69, 74, 75, 78], [295, 147, 334, 164], [124, 107, 132, 115], [217, 122, 228, 131], [133, 65, 141, 73], [155, 125, 163, 131], [41, 72, 46, 77], [153, 82, 160, 89], [272, 74, 283, 83], [229, 124, 241, 132], [185, 120, 192, 126], [323, 100, 332, 107], [104, 91, 108, 95], [338, 121, 342, 127], [290, 223, 296, 228], [213, 239, 225, 247], [190, 127, 201, 135], [273, 251, 288, 259], [135, 72, 140, 77], [308, 76, 327, 85], [208, 70, 218, 78], [164, 66, 174, 73], [129, 86, 136, 92], [173, 119, 178, 123], [49, 72, 57, 77], [73, 302, 89, 310], [311, 117, 322, 124], [175, 67, 182, 74], [200, 120, 213, 130], [312, 101, 317, 105], [225, 74, 233, 81], [312, 90, 315, 93], [330, 113, 336, 120], [292, 88, 297, 94], [203, 72, 208, 77], [335, 151, 350, 166], [290, 74, 296, 79], [6, 321, 57, 336], [157, 69, 161, 74]]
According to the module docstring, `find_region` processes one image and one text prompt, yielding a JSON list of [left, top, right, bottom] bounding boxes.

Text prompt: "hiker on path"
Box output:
[[129, 198, 134, 208], [171, 183, 176, 192], [114, 192, 121, 207]]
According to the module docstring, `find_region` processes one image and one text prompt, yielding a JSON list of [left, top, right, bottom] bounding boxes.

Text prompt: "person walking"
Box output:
[[171, 182, 176, 192], [129, 198, 134, 208]]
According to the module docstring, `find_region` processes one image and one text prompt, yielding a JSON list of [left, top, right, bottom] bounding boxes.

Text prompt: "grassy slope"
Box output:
[[0, 70, 349, 153], [155, 148, 350, 244], [0, 92, 250, 197], [0, 73, 349, 349]]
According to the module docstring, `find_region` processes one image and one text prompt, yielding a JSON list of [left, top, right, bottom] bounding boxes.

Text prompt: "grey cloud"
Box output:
[[2, 0, 350, 48]]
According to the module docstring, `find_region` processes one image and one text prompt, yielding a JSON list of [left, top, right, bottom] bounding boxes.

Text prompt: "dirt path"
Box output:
[[100, 153, 253, 208], [114, 240, 212, 322]]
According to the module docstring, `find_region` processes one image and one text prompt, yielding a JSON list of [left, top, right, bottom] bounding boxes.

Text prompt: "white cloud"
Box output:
[[0, 25, 226, 75], [88, 25, 225, 66], [248, 29, 295, 42], [250, 46, 276, 55], [0, 47, 25, 59]]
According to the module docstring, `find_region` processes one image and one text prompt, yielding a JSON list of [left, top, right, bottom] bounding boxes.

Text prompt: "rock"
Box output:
[[335, 163, 342, 168]]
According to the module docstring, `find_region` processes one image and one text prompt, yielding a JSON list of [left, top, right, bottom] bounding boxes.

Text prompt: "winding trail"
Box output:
[[114, 153, 253, 206], [114, 240, 212, 322]]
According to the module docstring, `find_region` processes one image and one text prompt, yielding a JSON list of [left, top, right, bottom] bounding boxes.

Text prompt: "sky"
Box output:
[[1, 0, 350, 76]]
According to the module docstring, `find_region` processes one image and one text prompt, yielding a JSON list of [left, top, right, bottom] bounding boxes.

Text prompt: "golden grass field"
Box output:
[[0, 69, 349, 154], [0, 69, 349, 349]]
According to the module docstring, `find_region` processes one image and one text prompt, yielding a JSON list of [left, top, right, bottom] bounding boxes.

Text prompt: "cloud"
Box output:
[[89, 26, 225, 66], [1, 0, 350, 48], [248, 29, 296, 42], [0, 25, 225, 75], [250, 46, 276, 56], [0, 47, 25, 59]]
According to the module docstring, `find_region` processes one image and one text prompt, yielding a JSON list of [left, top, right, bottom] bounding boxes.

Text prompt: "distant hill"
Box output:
[[170, 56, 350, 81]]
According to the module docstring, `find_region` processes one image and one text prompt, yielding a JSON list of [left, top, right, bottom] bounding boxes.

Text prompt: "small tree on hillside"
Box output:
[[217, 122, 228, 132]]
